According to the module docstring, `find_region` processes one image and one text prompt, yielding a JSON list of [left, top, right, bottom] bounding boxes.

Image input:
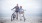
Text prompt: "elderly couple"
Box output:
[[11, 4, 24, 20]]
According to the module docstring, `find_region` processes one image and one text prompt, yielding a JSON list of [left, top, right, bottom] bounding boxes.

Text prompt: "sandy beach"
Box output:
[[0, 16, 42, 23], [0, 0, 42, 23]]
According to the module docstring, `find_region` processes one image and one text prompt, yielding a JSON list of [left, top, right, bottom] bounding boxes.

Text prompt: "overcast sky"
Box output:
[[0, 0, 42, 18]]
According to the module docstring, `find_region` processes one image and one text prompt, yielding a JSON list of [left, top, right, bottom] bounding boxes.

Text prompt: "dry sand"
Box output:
[[0, 16, 42, 23]]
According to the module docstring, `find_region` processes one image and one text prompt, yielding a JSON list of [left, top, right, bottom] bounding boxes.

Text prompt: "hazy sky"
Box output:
[[0, 0, 42, 18]]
